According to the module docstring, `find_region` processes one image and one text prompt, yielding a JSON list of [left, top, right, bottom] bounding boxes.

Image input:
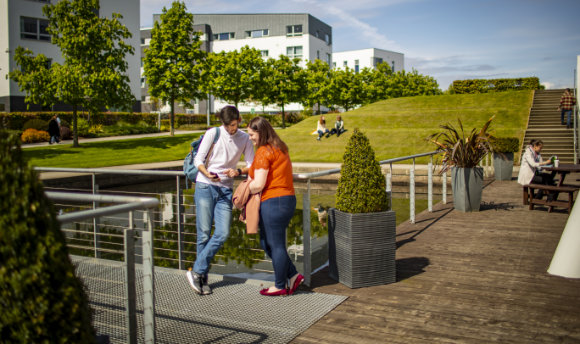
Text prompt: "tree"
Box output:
[[386, 69, 442, 98], [262, 55, 305, 128], [304, 59, 332, 115], [9, 0, 135, 147], [329, 67, 364, 112], [143, 1, 204, 136], [360, 62, 393, 105], [209, 46, 264, 109]]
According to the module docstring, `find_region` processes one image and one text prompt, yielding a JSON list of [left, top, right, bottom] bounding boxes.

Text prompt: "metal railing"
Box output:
[[46, 192, 159, 344], [36, 151, 461, 287]]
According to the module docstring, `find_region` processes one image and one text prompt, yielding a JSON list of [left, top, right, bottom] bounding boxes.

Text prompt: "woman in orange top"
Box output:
[[247, 116, 304, 296]]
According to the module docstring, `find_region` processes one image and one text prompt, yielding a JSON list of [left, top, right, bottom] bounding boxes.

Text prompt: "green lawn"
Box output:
[[23, 90, 532, 167]]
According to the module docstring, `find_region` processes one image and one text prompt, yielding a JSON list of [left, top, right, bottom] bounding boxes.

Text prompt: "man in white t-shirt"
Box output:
[[186, 106, 254, 295]]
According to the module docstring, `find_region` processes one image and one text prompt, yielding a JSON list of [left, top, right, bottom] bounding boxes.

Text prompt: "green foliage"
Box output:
[[428, 116, 495, 173], [451, 77, 542, 94], [9, 0, 135, 147], [336, 128, 388, 213], [143, 1, 205, 136], [23, 119, 49, 131], [490, 137, 519, 153], [304, 60, 332, 114], [0, 132, 95, 343]]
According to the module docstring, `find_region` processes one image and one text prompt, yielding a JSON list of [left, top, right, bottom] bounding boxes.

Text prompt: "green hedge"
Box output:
[[450, 77, 542, 94], [491, 137, 520, 153]]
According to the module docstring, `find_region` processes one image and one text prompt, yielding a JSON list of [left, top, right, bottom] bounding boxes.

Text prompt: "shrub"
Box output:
[[22, 119, 49, 131], [21, 128, 50, 143], [335, 128, 389, 213], [60, 126, 72, 140], [76, 118, 90, 137], [490, 137, 519, 153], [0, 131, 95, 343], [451, 77, 542, 94]]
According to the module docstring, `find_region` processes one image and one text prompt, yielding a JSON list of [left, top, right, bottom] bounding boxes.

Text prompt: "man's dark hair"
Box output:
[[218, 105, 240, 125]]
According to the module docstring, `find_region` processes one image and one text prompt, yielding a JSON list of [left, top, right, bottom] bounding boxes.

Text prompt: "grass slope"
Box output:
[[279, 90, 532, 163], [23, 90, 532, 167]]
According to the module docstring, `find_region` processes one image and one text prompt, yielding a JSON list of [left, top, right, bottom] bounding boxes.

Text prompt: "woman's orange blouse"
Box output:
[[248, 144, 294, 202]]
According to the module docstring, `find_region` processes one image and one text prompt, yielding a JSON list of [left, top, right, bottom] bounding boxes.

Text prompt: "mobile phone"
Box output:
[[210, 172, 219, 178]]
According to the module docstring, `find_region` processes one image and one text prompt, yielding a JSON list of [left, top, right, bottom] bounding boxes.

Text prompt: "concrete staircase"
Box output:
[[522, 89, 576, 163]]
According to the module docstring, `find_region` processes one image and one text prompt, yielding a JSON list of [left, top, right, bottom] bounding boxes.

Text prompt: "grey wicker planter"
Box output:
[[451, 167, 484, 212], [493, 152, 514, 181], [328, 208, 396, 288]]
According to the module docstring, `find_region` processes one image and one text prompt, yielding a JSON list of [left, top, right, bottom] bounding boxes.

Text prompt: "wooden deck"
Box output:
[[294, 176, 580, 343]]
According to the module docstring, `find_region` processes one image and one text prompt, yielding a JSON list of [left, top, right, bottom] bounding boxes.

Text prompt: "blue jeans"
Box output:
[[259, 195, 297, 289], [317, 129, 329, 139], [193, 182, 232, 275], [561, 109, 572, 127]]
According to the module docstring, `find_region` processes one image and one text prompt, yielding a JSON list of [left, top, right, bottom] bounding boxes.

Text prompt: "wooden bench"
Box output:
[[523, 183, 579, 213]]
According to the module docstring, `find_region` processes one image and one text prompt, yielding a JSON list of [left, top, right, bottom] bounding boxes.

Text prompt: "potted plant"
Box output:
[[490, 137, 519, 181], [328, 128, 396, 288], [428, 116, 494, 212]]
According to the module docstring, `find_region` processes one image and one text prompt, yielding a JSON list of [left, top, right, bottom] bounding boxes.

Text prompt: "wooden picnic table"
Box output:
[[543, 163, 580, 186], [524, 164, 580, 213]]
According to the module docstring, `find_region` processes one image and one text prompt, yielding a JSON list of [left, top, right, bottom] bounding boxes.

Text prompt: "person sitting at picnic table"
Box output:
[[315, 115, 330, 141], [328, 115, 346, 137], [517, 139, 555, 200]]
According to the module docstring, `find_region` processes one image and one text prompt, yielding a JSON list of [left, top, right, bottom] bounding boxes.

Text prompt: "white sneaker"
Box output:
[[186, 269, 203, 295]]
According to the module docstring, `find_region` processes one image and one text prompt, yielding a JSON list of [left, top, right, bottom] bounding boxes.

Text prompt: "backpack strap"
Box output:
[[204, 127, 220, 164]]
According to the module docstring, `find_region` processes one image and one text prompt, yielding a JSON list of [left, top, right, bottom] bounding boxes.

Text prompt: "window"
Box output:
[[354, 60, 359, 73], [325, 33, 330, 45], [21, 17, 50, 41], [317, 50, 320, 60], [286, 25, 302, 36], [213, 32, 235, 40], [246, 29, 269, 38], [333, 62, 336, 68], [392, 61, 395, 71], [326, 53, 331, 65], [373, 57, 383, 67], [286, 46, 303, 59], [29, 0, 51, 3], [343, 61, 347, 67], [260, 50, 269, 57]]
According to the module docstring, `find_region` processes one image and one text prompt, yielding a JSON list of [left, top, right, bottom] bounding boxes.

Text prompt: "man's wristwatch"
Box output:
[[237, 168, 242, 176]]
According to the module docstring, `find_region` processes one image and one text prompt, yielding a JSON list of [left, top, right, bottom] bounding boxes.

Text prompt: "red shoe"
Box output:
[[259, 287, 288, 296], [288, 274, 304, 295]]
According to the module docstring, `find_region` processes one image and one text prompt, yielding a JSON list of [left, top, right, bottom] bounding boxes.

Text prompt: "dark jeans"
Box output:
[[259, 195, 297, 289], [532, 172, 556, 198], [561, 109, 572, 127], [329, 128, 345, 137]]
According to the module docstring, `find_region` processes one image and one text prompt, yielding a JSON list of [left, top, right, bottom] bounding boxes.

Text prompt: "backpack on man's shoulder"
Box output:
[[183, 127, 220, 183]]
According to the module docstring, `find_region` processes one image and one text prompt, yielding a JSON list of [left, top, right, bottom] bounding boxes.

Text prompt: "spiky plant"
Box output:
[[428, 116, 495, 173], [335, 128, 389, 213]]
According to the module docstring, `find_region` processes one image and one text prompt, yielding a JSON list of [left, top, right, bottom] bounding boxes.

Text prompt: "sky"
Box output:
[[140, 0, 580, 91]]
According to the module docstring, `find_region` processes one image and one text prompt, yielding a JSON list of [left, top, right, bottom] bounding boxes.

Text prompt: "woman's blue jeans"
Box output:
[[193, 182, 232, 275], [259, 195, 297, 289]]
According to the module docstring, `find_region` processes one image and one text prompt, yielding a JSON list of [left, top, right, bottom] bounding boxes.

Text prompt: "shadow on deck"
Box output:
[[295, 176, 580, 343]]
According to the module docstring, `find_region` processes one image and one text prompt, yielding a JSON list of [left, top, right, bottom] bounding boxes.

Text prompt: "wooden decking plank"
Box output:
[[293, 175, 580, 343]]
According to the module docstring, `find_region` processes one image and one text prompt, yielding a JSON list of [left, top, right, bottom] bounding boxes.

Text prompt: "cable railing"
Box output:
[[36, 150, 464, 288], [46, 192, 159, 344]]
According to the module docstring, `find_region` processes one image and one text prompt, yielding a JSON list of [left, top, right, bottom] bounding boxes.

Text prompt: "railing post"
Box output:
[[442, 171, 447, 204], [386, 163, 392, 210], [176, 175, 184, 270], [92, 173, 101, 258], [410, 159, 415, 223], [143, 209, 156, 344], [302, 179, 311, 287], [125, 212, 137, 344], [428, 155, 433, 212]]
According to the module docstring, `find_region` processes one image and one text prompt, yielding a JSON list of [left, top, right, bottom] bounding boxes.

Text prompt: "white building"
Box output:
[[0, 0, 141, 112], [333, 48, 404, 73], [141, 13, 333, 114]]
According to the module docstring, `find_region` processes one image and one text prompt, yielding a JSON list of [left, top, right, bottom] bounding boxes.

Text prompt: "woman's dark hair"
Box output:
[[319, 116, 326, 125], [533, 139, 543, 147], [336, 115, 342, 121], [248, 116, 288, 154], [218, 105, 240, 125]]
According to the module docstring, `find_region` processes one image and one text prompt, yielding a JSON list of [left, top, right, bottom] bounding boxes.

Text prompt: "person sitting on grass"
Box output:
[[328, 115, 346, 137], [315, 115, 330, 141]]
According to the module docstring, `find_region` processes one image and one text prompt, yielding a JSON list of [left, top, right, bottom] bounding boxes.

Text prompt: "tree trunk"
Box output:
[[170, 96, 175, 136], [281, 104, 286, 129], [72, 104, 79, 147]]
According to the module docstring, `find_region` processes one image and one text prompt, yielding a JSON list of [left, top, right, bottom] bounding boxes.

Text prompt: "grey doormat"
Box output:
[[72, 256, 347, 343]]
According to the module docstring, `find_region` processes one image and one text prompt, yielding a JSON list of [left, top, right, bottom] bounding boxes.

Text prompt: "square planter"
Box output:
[[493, 152, 514, 181], [328, 208, 396, 288], [451, 167, 484, 212]]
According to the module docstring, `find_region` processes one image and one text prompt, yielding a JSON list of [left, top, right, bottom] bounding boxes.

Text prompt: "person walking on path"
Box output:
[[186, 106, 254, 295], [559, 88, 577, 129], [48, 115, 60, 144], [246, 116, 304, 296]]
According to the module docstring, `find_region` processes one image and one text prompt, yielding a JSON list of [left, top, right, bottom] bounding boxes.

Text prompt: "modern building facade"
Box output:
[[333, 48, 404, 73], [0, 0, 141, 112], [140, 13, 333, 114]]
